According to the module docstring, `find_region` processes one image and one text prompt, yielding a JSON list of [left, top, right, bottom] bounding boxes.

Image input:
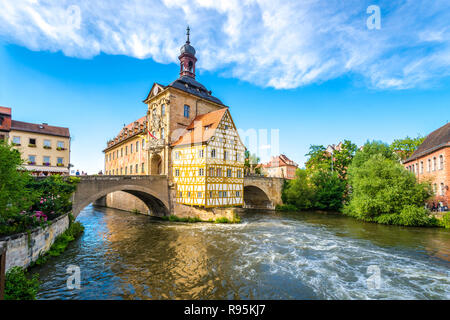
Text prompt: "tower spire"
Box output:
[[179, 26, 197, 79], [186, 25, 190, 44]]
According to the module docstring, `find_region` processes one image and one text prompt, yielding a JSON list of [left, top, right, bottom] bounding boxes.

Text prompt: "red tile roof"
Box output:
[[404, 122, 450, 162], [171, 108, 228, 147], [11, 120, 70, 137], [263, 154, 298, 168], [0, 107, 12, 131], [0, 106, 12, 115], [104, 116, 147, 151]]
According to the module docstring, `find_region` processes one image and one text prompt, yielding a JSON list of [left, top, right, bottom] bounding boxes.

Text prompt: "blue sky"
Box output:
[[1, 1, 450, 173]]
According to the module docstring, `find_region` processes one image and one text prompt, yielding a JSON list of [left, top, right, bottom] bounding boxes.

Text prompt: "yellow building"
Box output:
[[103, 27, 245, 208], [0, 106, 71, 175], [103, 116, 148, 175], [171, 108, 245, 207]]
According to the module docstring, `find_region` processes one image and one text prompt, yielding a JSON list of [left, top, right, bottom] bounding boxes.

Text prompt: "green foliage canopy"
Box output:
[[0, 141, 39, 221], [344, 142, 434, 226], [390, 135, 425, 160]]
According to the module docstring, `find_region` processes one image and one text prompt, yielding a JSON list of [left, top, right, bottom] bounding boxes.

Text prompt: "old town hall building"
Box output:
[[104, 28, 245, 208]]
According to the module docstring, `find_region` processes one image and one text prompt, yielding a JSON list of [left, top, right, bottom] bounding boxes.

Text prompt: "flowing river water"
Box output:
[[32, 205, 450, 300]]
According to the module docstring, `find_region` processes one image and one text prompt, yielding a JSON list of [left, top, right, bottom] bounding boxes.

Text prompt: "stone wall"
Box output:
[[0, 213, 70, 271], [102, 191, 151, 215]]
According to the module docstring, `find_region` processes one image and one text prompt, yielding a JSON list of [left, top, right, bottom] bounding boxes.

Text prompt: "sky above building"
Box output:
[[1, 0, 450, 173]]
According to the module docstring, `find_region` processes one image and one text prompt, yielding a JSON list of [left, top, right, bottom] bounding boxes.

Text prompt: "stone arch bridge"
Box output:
[[71, 175, 284, 218]]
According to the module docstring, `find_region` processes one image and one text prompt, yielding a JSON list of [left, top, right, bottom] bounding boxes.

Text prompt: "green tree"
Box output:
[[310, 170, 346, 211], [332, 140, 358, 179], [344, 153, 434, 226], [305, 145, 330, 171], [282, 169, 315, 210], [390, 135, 425, 160], [0, 141, 38, 221], [351, 140, 399, 168]]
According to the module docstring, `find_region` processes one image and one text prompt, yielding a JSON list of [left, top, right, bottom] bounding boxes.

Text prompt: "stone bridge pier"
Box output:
[[243, 176, 284, 210]]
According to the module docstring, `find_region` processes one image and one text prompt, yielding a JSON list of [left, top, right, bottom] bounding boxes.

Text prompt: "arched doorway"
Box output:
[[243, 185, 273, 209], [150, 154, 162, 175]]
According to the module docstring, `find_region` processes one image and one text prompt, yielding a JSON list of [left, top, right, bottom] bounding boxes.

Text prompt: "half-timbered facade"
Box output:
[[171, 108, 245, 207]]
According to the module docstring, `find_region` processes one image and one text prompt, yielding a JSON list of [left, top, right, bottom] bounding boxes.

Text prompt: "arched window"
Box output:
[[433, 157, 437, 171], [439, 155, 444, 170], [188, 61, 193, 72]]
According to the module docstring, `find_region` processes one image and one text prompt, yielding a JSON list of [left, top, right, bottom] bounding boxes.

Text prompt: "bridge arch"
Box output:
[[243, 176, 284, 210], [243, 185, 273, 209], [72, 176, 170, 218]]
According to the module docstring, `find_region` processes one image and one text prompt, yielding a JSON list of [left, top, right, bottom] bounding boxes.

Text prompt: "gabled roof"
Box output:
[[143, 83, 166, 102], [171, 108, 228, 147], [263, 154, 298, 168], [404, 122, 450, 163], [11, 120, 70, 137]]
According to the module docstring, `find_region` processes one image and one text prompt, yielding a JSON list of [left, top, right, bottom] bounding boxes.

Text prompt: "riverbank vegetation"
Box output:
[[279, 139, 442, 227], [161, 214, 241, 224], [0, 141, 80, 236], [4, 266, 40, 300]]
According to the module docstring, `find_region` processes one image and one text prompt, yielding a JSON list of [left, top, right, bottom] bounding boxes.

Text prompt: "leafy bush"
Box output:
[[310, 170, 346, 211], [344, 151, 434, 227], [0, 141, 39, 222], [5, 266, 40, 300], [163, 215, 202, 223], [282, 169, 314, 210], [440, 212, 450, 229], [28, 175, 80, 219], [281, 169, 346, 212]]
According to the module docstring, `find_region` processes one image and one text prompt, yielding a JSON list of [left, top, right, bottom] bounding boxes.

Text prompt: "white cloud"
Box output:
[[1, 0, 450, 89]]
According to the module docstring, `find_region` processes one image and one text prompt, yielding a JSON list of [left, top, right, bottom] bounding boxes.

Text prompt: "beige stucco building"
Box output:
[[1, 107, 71, 175]]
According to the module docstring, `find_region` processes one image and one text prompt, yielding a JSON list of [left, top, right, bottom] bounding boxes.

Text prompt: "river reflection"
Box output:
[[32, 205, 450, 300]]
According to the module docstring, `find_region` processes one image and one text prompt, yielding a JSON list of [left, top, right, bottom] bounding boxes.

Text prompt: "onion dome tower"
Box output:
[[179, 26, 197, 79]]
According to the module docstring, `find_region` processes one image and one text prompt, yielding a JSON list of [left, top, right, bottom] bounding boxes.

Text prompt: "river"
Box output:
[[32, 205, 450, 300]]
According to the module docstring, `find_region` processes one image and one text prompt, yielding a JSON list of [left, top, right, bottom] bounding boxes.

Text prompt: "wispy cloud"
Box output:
[[1, 0, 449, 89]]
